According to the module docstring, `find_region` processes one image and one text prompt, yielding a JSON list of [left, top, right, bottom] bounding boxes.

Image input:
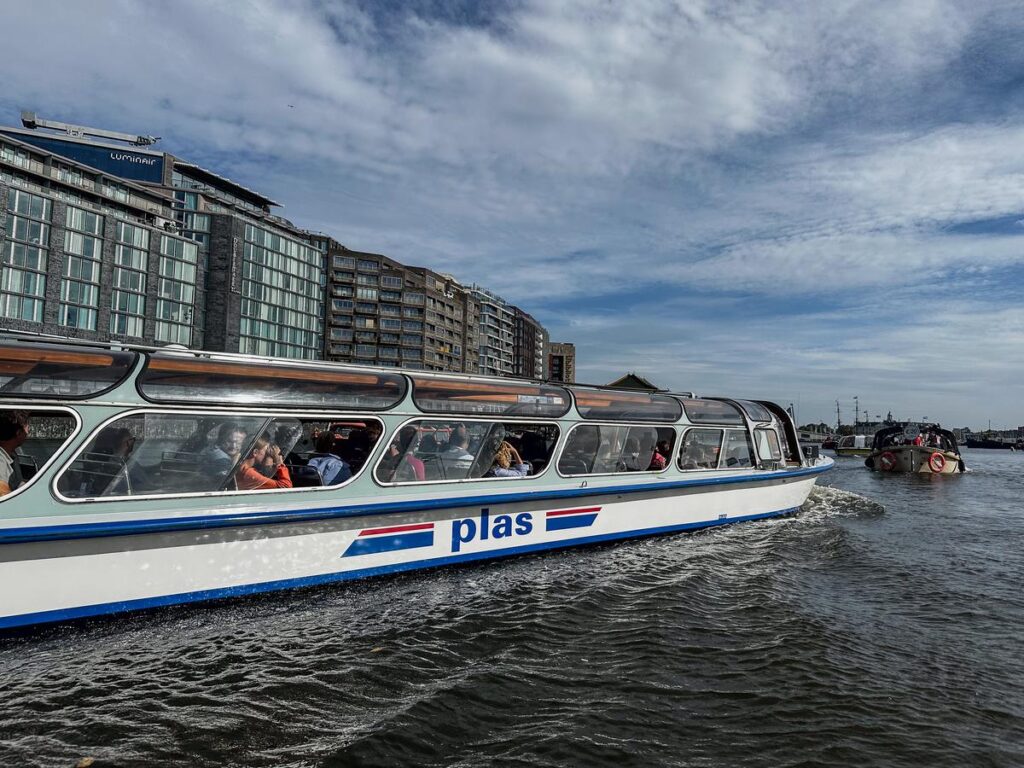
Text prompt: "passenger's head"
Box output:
[[217, 423, 246, 455], [494, 441, 513, 469], [315, 432, 335, 454], [451, 424, 469, 448], [249, 436, 270, 462], [395, 426, 419, 453], [95, 427, 135, 457], [0, 410, 30, 449]]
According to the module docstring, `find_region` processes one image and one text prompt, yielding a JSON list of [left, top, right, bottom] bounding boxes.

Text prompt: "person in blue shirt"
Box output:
[[308, 432, 352, 486]]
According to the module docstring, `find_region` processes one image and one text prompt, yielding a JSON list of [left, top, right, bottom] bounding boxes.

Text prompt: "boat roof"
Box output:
[[0, 333, 757, 423]]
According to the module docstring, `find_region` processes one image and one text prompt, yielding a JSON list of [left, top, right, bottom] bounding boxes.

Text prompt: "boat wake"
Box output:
[[800, 484, 884, 521]]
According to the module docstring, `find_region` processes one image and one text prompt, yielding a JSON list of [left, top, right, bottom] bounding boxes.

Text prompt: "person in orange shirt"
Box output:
[[235, 437, 292, 491]]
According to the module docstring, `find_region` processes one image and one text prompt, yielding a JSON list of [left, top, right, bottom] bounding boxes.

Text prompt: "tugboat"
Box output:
[[865, 424, 965, 474]]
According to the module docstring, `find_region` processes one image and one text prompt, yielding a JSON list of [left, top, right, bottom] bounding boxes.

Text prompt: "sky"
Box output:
[[2, 0, 1023, 429]]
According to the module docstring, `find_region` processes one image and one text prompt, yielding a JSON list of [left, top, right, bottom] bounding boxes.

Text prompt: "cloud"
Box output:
[[2, 0, 1023, 425]]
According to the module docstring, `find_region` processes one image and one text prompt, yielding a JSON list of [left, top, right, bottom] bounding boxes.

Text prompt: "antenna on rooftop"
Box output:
[[20, 110, 160, 147]]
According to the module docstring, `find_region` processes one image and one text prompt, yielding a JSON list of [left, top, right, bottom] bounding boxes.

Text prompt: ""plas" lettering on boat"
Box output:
[[451, 508, 533, 552]]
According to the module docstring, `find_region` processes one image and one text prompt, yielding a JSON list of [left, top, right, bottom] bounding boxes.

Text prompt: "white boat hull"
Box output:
[[0, 465, 827, 629]]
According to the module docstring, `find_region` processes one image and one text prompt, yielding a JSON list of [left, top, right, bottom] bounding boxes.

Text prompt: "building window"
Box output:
[[110, 221, 150, 338], [0, 189, 51, 322], [102, 180, 130, 203], [357, 259, 379, 272], [355, 287, 378, 301], [58, 207, 105, 331], [154, 235, 198, 345]]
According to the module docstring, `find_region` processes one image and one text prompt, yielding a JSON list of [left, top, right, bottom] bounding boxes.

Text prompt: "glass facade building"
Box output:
[[0, 120, 563, 373], [0, 132, 204, 346], [239, 223, 322, 359]]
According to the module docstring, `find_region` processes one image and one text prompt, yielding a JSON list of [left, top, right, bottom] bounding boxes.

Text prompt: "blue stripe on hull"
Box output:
[[545, 514, 598, 531], [342, 531, 434, 557], [0, 506, 798, 631], [0, 462, 831, 545]]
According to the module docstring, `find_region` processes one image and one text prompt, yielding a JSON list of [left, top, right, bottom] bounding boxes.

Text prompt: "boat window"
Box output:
[[754, 428, 783, 462], [0, 342, 137, 399], [55, 413, 385, 500], [410, 376, 571, 418], [736, 399, 773, 423], [722, 429, 756, 468], [573, 389, 682, 422], [678, 428, 724, 470], [374, 419, 560, 483], [557, 424, 676, 476], [138, 354, 407, 410], [679, 398, 745, 425], [0, 408, 78, 498]]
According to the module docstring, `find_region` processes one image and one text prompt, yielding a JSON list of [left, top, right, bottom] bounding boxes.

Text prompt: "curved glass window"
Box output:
[[736, 399, 773, 423], [557, 424, 676, 476], [0, 342, 136, 399], [410, 376, 570, 418], [0, 408, 78, 499], [680, 398, 744, 425], [573, 389, 682, 422], [722, 429, 756, 468], [678, 428, 724, 470], [755, 428, 783, 461], [677, 427, 755, 470], [139, 354, 406, 410], [375, 419, 559, 483], [56, 412, 384, 500]]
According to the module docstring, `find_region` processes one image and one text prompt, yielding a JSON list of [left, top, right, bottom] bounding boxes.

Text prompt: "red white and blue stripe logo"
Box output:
[[342, 522, 435, 557], [545, 506, 601, 532]]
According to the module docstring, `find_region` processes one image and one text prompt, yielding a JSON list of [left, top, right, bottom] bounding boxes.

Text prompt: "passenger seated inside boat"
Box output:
[[0, 410, 30, 496], [199, 423, 248, 479], [236, 437, 292, 490], [440, 424, 474, 470], [486, 440, 530, 478], [379, 426, 426, 482], [307, 432, 352, 486], [648, 439, 672, 471]]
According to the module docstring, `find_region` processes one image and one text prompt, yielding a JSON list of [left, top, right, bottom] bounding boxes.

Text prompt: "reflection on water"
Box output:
[[1, 450, 1022, 767]]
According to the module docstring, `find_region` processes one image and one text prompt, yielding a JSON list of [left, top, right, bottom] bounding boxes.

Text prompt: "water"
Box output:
[[2, 450, 1022, 767]]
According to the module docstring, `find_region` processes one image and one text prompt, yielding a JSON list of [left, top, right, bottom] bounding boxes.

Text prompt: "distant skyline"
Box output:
[[3, 0, 1023, 428]]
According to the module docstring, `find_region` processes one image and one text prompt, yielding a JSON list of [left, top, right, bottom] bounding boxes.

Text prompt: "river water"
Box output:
[[1, 450, 1022, 767]]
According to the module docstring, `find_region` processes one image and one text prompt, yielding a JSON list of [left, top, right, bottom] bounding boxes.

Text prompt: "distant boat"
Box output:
[[865, 424, 965, 474], [834, 434, 872, 457], [964, 433, 1020, 449], [821, 435, 837, 450]]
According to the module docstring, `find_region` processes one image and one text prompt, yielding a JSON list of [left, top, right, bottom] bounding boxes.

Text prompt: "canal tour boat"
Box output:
[[0, 336, 833, 630], [834, 434, 873, 457], [864, 424, 965, 474]]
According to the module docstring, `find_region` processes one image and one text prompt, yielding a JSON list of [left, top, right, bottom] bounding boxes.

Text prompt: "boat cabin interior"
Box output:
[[0, 338, 808, 504]]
